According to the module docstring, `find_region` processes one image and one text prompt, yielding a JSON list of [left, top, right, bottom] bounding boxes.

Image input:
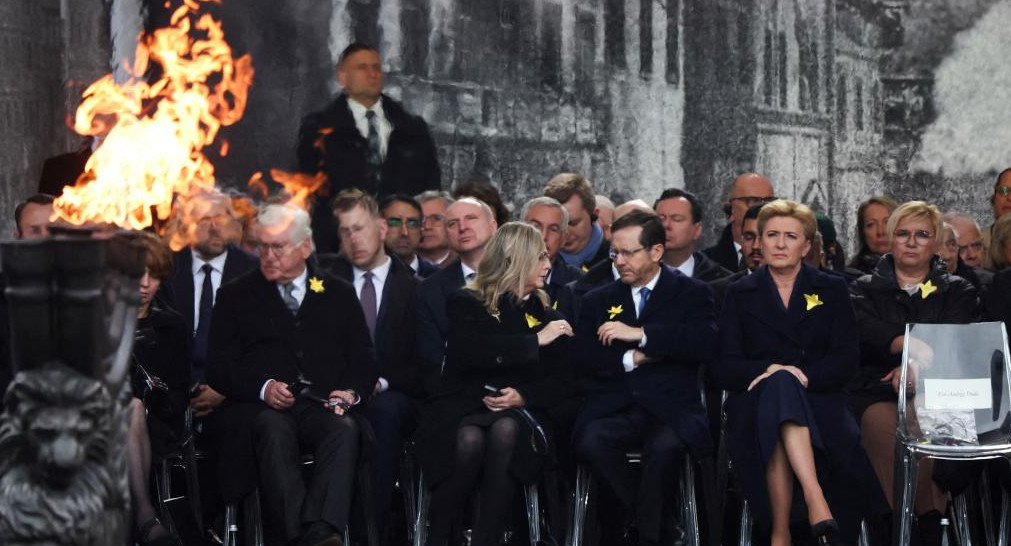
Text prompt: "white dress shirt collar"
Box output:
[[191, 248, 228, 275], [352, 254, 392, 286], [461, 262, 477, 281], [675, 254, 695, 278]]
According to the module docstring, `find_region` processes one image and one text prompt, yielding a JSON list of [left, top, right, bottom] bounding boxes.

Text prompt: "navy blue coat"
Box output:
[[573, 266, 716, 457], [713, 264, 887, 538], [415, 259, 466, 396]]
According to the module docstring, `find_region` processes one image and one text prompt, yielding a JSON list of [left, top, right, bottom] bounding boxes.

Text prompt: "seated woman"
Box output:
[[713, 200, 886, 546], [415, 222, 573, 546], [848, 196, 898, 275], [850, 201, 978, 546], [128, 232, 192, 546]]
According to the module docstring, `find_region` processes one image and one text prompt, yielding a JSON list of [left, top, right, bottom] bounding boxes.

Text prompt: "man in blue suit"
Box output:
[[573, 210, 717, 546]]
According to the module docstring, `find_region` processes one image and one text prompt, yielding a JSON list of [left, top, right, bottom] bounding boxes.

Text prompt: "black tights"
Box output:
[[428, 417, 520, 546]]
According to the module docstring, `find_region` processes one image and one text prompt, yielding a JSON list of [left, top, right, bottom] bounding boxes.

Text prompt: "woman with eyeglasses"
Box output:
[[714, 200, 885, 546], [848, 196, 898, 275], [129, 232, 192, 546], [849, 201, 978, 546], [414, 222, 574, 546]]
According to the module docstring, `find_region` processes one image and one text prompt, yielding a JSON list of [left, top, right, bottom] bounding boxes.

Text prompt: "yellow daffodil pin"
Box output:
[[309, 277, 325, 293], [919, 280, 937, 299], [525, 313, 541, 329], [803, 293, 823, 311], [607, 305, 624, 320], [552, 301, 558, 310]]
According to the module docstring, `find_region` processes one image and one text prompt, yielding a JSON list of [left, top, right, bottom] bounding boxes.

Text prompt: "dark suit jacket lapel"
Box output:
[[296, 263, 327, 319], [638, 267, 678, 323], [377, 259, 408, 340], [222, 245, 251, 283], [743, 267, 802, 344], [604, 281, 636, 325], [173, 250, 196, 330], [791, 264, 827, 328]]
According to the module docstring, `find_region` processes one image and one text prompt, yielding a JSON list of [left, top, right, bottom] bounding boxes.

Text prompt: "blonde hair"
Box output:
[[886, 201, 943, 247], [756, 199, 817, 241], [989, 213, 1011, 269], [468, 222, 549, 317]]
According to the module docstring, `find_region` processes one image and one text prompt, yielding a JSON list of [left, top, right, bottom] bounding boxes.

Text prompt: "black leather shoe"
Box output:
[[811, 519, 839, 546]]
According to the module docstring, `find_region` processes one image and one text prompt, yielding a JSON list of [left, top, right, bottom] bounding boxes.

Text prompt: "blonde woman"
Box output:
[[414, 222, 574, 546]]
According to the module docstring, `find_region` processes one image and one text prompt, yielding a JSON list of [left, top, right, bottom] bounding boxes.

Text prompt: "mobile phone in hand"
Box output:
[[483, 384, 503, 397]]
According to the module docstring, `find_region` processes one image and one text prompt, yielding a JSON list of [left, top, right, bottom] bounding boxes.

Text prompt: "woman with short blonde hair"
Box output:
[[416, 222, 574, 546]]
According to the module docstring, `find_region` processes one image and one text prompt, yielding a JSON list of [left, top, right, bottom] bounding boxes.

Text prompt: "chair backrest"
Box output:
[[898, 322, 1011, 447]]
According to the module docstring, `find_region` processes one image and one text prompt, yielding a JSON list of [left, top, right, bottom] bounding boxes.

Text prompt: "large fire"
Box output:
[[53, 0, 254, 232]]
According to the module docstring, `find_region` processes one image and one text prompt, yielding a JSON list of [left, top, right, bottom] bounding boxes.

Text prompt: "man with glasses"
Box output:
[[942, 211, 993, 291], [379, 194, 436, 278], [415, 190, 456, 269], [573, 210, 716, 546], [208, 203, 376, 546], [704, 172, 776, 272], [159, 189, 257, 417]]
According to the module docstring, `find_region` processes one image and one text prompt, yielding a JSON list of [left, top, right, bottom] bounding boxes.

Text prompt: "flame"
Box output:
[[53, 0, 254, 230]]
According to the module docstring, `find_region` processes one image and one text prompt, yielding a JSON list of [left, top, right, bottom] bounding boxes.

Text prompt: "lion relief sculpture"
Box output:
[[0, 362, 129, 545]]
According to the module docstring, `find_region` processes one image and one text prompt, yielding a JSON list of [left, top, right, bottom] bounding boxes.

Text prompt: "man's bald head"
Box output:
[[725, 173, 775, 241], [613, 199, 653, 221]]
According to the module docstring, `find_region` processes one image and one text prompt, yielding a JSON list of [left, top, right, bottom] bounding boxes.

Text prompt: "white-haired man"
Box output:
[[522, 196, 584, 308], [207, 204, 377, 546]]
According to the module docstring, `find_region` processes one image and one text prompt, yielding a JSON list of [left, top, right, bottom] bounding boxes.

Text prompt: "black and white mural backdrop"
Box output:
[[4, 0, 1010, 252]]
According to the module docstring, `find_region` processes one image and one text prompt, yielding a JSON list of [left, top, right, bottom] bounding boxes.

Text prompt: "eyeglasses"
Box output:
[[609, 247, 646, 260], [422, 214, 446, 226], [386, 217, 421, 230], [996, 186, 1011, 197], [257, 242, 295, 257], [728, 196, 777, 207], [538, 251, 551, 262], [892, 229, 934, 246]]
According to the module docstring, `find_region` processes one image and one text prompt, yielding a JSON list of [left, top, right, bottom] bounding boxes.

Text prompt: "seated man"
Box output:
[[379, 193, 436, 277], [323, 189, 420, 540], [208, 204, 377, 546], [573, 211, 716, 546]]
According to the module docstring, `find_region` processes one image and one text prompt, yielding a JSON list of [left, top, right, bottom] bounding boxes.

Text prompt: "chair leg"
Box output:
[[681, 454, 701, 546], [998, 484, 1009, 546], [953, 492, 974, 546], [356, 460, 380, 546], [243, 489, 265, 546], [567, 464, 593, 546], [892, 446, 919, 546], [738, 500, 753, 546], [859, 518, 871, 546], [224, 502, 238, 546], [401, 449, 418, 546], [183, 442, 204, 533], [413, 469, 428, 546], [525, 483, 541, 546]]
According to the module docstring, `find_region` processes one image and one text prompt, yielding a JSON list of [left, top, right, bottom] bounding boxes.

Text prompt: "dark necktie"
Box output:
[[360, 272, 377, 340], [192, 263, 215, 369], [465, 272, 476, 283], [282, 282, 299, 314], [637, 286, 651, 317], [365, 110, 382, 191]]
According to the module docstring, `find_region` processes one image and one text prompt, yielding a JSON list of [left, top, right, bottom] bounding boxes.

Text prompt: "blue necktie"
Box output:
[[637, 286, 651, 317]]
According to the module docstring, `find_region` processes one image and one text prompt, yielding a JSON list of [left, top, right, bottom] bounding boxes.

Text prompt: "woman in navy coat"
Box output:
[[712, 200, 886, 546]]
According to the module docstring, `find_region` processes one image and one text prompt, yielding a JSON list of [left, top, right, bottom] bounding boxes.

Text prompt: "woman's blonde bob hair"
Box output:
[[756, 199, 817, 241], [885, 201, 943, 248], [467, 222, 549, 316]]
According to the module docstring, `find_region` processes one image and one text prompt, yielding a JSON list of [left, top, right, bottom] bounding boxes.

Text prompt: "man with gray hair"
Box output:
[[522, 196, 584, 307], [416, 190, 456, 269], [943, 211, 993, 291], [208, 203, 377, 546]]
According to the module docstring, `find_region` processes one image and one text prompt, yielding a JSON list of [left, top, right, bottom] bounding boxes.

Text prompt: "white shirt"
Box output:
[[347, 97, 392, 159], [192, 249, 229, 333], [622, 269, 662, 372], [733, 241, 743, 266], [461, 262, 477, 282], [260, 267, 309, 401], [675, 254, 696, 278], [353, 255, 392, 392], [409, 255, 421, 275]]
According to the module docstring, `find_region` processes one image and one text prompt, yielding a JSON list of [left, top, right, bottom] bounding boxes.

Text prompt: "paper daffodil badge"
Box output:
[[919, 280, 937, 299], [525, 313, 542, 329], [607, 304, 624, 320], [309, 277, 325, 294], [803, 293, 823, 312]]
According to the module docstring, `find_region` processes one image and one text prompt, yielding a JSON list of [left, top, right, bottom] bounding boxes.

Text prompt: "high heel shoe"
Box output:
[[811, 519, 839, 546]]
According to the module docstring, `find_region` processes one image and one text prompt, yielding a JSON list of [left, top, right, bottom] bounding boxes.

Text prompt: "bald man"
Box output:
[[703, 173, 775, 272]]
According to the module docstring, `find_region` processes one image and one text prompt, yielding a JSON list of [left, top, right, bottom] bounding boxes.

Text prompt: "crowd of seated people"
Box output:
[[8, 166, 1011, 546]]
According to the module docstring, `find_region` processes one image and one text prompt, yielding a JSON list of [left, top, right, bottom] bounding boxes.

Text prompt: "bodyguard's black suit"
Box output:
[[573, 266, 716, 545], [702, 224, 742, 272], [711, 264, 887, 540], [297, 93, 441, 253], [317, 253, 420, 530], [206, 264, 377, 541], [690, 250, 733, 283], [415, 259, 466, 396]]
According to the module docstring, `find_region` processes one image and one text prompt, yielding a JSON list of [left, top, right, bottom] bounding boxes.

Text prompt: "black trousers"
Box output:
[[574, 405, 685, 545], [251, 398, 360, 542]]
